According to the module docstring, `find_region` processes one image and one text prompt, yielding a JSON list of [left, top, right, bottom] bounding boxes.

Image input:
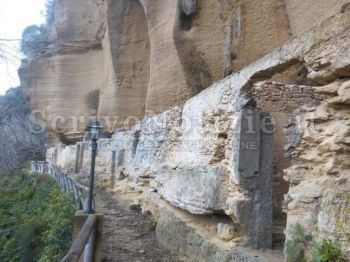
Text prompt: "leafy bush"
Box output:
[[284, 224, 346, 262], [313, 240, 345, 262], [0, 170, 75, 261]]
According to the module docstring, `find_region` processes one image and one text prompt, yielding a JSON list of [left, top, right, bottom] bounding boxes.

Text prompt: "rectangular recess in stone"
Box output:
[[231, 106, 274, 249], [75, 143, 81, 174], [238, 107, 261, 180]]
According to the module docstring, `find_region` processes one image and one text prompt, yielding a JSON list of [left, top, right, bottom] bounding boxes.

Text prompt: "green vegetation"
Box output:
[[284, 224, 310, 262], [0, 170, 75, 262], [284, 224, 345, 262], [313, 240, 345, 262], [20, 0, 57, 58], [147, 217, 157, 232]]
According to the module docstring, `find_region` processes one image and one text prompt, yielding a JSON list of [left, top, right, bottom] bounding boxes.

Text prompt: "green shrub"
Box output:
[[312, 240, 345, 262], [147, 217, 157, 231], [284, 224, 310, 262], [284, 224, 346, 262], [0, 171, 75, 261]]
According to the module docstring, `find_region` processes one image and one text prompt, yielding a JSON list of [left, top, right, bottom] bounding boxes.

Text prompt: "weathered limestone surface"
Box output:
[[285, 0, 349, 35], [20, 51, 104, 142], [98, 0, 150, 130], [131, 108, 182, 179], [23, 1, 350, 141], [249, 81, 331, 224], [284, 79, 350, 257], [59, 76, 275, 249], [22, 0, 294, 140], [141, 191, 283, 262], [39, 4, 350, 261], [48, 0, 104, 47], [156, 166, 230, 215], [19, 0, 105, 142]]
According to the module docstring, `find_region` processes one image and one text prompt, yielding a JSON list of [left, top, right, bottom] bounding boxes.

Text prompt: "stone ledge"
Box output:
[[138, 190, 283, 262]]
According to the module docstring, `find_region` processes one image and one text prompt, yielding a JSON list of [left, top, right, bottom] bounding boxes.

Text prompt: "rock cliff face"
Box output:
[[24, 1, 350, 260], [21, 0, 293, 141]]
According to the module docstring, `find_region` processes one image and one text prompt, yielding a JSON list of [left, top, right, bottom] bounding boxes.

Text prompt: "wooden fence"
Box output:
[[31, 161, 89, 210], [31, 161, 102, 262]]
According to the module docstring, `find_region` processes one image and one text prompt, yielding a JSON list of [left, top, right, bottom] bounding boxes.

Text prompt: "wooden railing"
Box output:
[[62, 214, 98, 262], [31, 161, 102, 262], [31, 161, 89, 210]]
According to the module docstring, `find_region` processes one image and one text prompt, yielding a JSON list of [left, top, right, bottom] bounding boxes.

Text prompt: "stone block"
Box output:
[[217, 223, 236, 242], [156, 166, 229, 214]]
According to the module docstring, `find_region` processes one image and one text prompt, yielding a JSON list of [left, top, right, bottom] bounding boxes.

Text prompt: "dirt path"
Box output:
[[94, 189, 177, 262]]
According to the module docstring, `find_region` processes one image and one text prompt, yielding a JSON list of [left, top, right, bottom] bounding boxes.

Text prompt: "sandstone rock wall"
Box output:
[[48, 10, 350, 258], [20, 51, 104, 143], [98, 0, 150, 130], [59, 76, 275, 249], [22, 0, 295, 141], [283, 80, 350, 258], [20, 0, 105, 143], [285, 0, 349, 36], [22, 0, 350, 259]]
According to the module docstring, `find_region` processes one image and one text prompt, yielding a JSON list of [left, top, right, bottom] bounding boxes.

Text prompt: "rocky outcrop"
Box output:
[[19, 0, 104, 143], [285, 0, 349, 35], [23, 0, 350, 260], [283, 79, 350, 258], [21, 0, 350, 142], [22, 0, 293, 141]]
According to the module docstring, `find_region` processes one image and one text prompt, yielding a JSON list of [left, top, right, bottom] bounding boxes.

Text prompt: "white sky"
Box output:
[[0, 0, 46, 95]]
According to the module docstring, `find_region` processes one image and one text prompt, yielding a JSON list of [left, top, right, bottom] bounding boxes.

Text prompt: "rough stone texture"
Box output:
[[68, 76, 275, 249], [55, 144, 77, 172], [249, 81, 330, 113], [285, 0, 349, 35], [22, 0, 294, 139], [317, 190, 350, 249], [19, 0, 105, 143], [249, 81, 332, 247], [131, 108, 182, 179], [284, 79, 350, 257], [49, 0, 104, 45], [219, 107, 274, 249], [217, 223, 236, 242], [98, 0, 150, 131], [23, 1, 350, 141], [38, 5, 350, 260], [156, 166, 230, 215], [20, 51, 104, 142], [140, 191, 283, 262]]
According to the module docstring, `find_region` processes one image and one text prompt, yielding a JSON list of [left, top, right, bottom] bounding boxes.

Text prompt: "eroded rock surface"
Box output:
[[284, 79, 350, 257], [32, 2, 350, 260]]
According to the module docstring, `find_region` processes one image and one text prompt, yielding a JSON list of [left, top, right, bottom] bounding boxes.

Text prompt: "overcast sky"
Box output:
[[0, 0, 46, 95]]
